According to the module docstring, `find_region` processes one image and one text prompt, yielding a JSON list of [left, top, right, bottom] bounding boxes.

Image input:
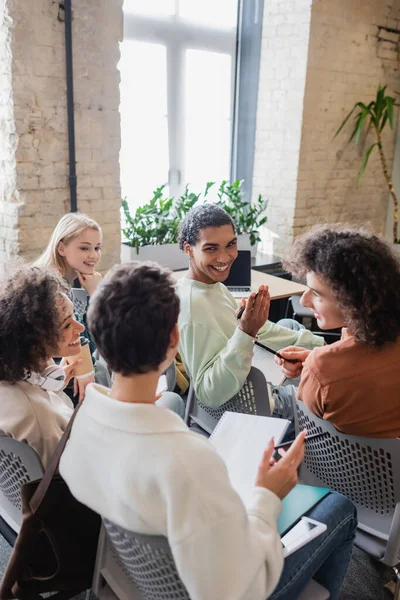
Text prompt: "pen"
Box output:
[[236, 293, 258, 320], [274, 431, 328, 451], [237, 301, 299, 365], [254, 341, 299, 365]]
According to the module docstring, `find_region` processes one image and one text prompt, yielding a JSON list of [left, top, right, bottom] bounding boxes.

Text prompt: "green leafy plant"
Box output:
[[122, 185, 202, 252], [335, 85, 400, 243], [216, 180, 268, 246], [121, 180, 268, 249]]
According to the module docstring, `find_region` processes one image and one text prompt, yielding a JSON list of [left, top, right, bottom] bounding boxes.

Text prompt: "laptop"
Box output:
[[224, 250, 252, 298]]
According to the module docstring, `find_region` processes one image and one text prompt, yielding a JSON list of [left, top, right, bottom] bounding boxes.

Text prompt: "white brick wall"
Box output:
[[295, 0, 400, 240], [252, 0, 313, 255], [0, 0, 123, 272], [253, 0, 400, 254]]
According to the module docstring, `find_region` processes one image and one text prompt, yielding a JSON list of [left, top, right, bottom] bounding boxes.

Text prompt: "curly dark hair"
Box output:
[[283, 225, 400, 347], [178, 204, 235, 250], [88, 262, 180, 375], [0, 266, 67, 382]]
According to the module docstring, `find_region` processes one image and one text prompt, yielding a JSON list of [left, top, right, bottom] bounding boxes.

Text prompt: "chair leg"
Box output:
[[394, 566, 400, 600]]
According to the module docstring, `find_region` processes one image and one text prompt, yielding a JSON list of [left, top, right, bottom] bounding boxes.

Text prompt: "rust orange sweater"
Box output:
[[298, 328, 400, 438]]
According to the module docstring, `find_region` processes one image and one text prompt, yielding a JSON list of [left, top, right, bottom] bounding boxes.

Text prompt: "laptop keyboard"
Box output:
[[228, 287, 252, 292]]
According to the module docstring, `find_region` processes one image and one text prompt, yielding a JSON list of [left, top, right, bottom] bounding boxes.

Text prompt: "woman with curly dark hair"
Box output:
[[0, 265, 85, 467], [275, 224, 400, 437]]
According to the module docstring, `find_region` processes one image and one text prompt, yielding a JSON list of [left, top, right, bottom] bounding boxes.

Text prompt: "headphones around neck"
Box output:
[[25, 365, 66, 393]]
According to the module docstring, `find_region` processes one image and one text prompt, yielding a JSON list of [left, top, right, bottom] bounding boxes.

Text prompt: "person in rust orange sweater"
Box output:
[[275, 225, 400, 438]]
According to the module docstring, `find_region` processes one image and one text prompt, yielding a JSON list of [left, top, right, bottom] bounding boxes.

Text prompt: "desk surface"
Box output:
[[171, 270, 306, 300]]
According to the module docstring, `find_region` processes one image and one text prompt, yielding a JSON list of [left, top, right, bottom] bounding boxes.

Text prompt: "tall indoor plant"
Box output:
[[335, 85, 400, 243]]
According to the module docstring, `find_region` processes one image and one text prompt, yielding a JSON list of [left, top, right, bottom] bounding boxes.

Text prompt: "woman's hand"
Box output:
[[61, 358, 82, 386], [76, 271, 102, 296], [238, 285, 270, 338], [255, 430, 307, 500], [274, 346, 311, 379], [73, 372, 95, 403]]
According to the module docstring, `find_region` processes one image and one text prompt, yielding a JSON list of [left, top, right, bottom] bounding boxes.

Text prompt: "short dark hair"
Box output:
[[178, 204, 235, 250], [88, 262, 180, 375], [0, 265, 66, 382], [283, 225, 400, 347]]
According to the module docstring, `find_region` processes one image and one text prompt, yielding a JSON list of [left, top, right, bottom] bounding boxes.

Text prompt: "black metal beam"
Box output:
[[63, 0, 78, 212]]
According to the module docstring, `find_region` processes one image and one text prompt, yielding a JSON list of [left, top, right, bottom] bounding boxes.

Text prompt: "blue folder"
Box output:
[[278, 484, 330, 535]]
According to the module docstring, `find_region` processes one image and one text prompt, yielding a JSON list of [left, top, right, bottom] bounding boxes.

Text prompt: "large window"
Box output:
[[120, 0, 238, 209]]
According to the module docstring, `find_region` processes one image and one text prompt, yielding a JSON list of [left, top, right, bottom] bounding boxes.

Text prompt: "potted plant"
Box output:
[[121, 180, 268, 266], [335, 84, 400, 243], [216, 180, 268, 256], [121, 185, 202, 269]]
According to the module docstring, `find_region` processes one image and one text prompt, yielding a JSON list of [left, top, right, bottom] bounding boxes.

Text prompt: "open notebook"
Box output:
[[210, 412, 329, 536], [210, 412, 290, 508]]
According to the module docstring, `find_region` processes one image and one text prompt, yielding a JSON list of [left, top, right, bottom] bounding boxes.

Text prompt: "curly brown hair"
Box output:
[[88, 262, 180, 375], [283, 225, 400, 347], [0, 266, 67, 382]]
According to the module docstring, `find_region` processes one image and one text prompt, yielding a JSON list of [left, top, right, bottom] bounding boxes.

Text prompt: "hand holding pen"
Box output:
[[236, 286, 270, 338], [274, 346, 312, 377], [237, 294, 299, 365]]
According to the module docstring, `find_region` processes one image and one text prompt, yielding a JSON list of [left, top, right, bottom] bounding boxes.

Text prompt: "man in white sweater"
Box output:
[[176, 204, 324, 408], [60, 261, 356, 600]]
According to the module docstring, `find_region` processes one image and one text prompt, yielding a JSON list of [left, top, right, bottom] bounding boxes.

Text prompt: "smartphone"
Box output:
[[281, 517, 327, 557]]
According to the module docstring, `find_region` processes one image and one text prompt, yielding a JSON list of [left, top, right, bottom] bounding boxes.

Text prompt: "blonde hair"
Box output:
[[35, 213, 102, 275]]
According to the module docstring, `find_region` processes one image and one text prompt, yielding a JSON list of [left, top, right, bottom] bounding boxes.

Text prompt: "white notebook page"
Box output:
[[210, 412, 290, 506], [252, 343, 285, 386]]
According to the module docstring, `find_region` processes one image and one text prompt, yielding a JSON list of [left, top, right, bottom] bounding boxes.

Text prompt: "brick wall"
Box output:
[[253, 0, 400, 254], [252, 0, 313, 254], [295, 0, 400, 239], [0, 0, 122, 272]]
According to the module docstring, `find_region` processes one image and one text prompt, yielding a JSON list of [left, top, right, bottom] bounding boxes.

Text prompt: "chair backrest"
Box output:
[[98, 520, 329, 600], [294, 399, 400, 563], [164, 361, 177, 392], [103, 519, 190, 600], [0, 436, 44, 532], [185, 365, 271, 434], [71, 287, 89, 319]]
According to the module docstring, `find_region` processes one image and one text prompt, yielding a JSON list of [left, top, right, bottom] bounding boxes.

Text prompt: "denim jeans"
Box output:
[[270, 318, 304, 425], [156, 391, 185, 418], [270, 492, 357, 600]]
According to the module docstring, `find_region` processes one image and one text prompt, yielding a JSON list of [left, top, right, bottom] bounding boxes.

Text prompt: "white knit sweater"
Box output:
[[0, 380, 73, 469], [60, 383, 284, 600]]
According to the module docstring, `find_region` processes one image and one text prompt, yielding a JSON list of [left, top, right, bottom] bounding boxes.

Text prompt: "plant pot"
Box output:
[[237, 234, 257, 258], [121, 242, 189, 271]]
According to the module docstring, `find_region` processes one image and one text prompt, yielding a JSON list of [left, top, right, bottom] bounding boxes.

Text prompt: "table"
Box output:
[[171, 269, 307, 301]]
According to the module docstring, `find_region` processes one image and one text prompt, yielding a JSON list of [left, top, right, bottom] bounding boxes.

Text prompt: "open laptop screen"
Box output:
[[224, 250, 251, 287]]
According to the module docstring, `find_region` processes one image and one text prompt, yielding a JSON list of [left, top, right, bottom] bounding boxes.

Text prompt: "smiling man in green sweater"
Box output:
[[176, 205, 323, 408]]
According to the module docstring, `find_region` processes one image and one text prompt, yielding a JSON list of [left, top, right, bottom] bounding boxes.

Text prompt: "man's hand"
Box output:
[[274, 346, 311, 379], [255, 430, 307, 500], [76, 271, 102, 296], [238, 285, 270, 338]]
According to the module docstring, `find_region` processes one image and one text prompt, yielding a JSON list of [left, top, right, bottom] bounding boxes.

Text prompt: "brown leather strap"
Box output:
[[29, 404, 82, 514]]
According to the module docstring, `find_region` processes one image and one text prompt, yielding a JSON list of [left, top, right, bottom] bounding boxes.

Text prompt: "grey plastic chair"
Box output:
[[91, 520, 329, 600], [184, 365, 271, 434], [71, 287, 89, 320], [0, 435, 44, 544], [164, 361, 177, 392], [294, 399, 400, 595]]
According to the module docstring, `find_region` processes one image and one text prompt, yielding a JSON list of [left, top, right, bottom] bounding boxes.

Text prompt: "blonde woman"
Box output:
[[35, 213, 109, 401], [35, 212, 103, 297]]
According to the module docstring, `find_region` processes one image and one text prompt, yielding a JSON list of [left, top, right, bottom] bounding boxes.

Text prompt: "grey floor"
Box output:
[[0, 533, 394, 599]]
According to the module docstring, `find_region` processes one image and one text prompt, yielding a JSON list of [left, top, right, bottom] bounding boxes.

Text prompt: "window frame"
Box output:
[[123, 10, 238, 199]]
